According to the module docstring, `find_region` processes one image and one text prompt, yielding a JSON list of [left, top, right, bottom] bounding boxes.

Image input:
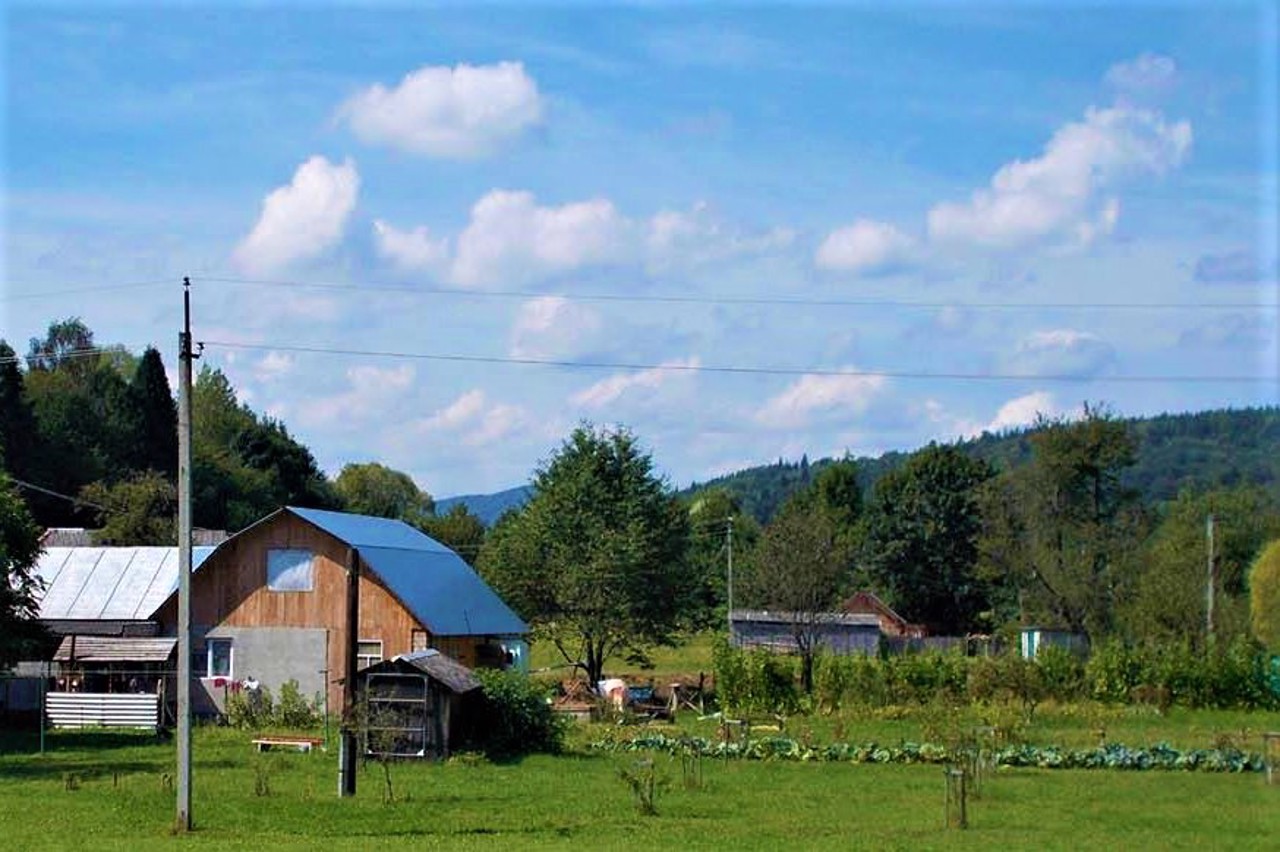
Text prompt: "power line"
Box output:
[[195, 275, 1279, 312], [3, 279, 174, 302], [200, 339, 1278, 385], [9, 477, 106, 511]]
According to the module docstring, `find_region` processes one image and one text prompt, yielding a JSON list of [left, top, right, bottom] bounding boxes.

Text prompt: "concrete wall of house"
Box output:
[[193, 626, 329, 716]]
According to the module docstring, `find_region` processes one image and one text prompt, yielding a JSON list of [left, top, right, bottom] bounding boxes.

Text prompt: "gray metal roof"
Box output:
[[53, 636, 177, 663], [729, 609, 880, 628], [34, 547, 216, 621], [288, 507, 528, 638]]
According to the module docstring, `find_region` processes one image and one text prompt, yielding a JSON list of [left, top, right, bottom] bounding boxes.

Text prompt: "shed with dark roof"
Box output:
[[355, 649, 482, 758]]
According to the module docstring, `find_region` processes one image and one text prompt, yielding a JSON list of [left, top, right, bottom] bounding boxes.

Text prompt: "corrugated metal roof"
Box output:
[[53, 636, 177, 662], [34, 547, 216, 621], [729, 609, 880, 627], [288, 507, 527, 638]]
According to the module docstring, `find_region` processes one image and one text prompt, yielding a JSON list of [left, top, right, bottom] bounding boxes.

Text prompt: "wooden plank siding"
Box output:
[[156, 512, 488, 711]]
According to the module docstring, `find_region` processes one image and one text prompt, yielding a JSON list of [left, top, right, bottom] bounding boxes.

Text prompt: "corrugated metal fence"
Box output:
[[44, 692, 160, 731]]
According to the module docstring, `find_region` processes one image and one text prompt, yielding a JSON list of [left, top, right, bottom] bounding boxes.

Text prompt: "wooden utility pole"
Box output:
[[338, 546, 360, 796], [1206, 514, 1216, 646], [726, 517, 735, 645], [176, 276, 199, 831]]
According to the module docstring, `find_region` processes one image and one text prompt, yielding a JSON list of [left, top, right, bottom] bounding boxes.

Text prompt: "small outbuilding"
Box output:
[[730, 609, 881, 655], [1019, 626, 1088, 658], [355, 650, 482, 759]]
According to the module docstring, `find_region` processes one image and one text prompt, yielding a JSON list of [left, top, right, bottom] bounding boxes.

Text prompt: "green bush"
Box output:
[[225, 684, 274, 729], [466, 668, 567, 759], [276, 679, 321, 729], [712, 639, 798, 717]]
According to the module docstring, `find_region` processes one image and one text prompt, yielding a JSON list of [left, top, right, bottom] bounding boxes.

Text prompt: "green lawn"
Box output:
[[2, 719, 1278, 850]]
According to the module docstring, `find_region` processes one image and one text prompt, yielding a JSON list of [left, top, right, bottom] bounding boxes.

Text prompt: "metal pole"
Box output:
[[726, 517, 734, 646], [176, 276, 197, 831], [1206, 514, 1216, 647], [39, 663, 46, 755]]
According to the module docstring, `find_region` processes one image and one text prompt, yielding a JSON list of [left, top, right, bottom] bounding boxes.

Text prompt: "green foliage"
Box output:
[[590, 732, 1268, 774], [863, 444, 994, 635], [225, 685, 277, 730], [334, 462, 434, 524], [1129, 488, 1280, 647], [0, 473, 47, 668], [682, 488, 759, 629], [416, 504, 486, 566], [276, 680, 321, 729], [616, 758, 666, 816], [478, 424, 692, 685], [1250, 540, 1280, 651], [467, 668, 567, 759], [712, 638, 799, 716], [80, 471, 177, 545], [740, 498, 852, 693]]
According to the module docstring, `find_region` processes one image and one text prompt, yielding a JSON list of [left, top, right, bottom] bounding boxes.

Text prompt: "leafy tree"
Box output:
[[132, 347, 178, 476], [1250, 540, 1280, 651], [0, 341, 38, 480], [417, 503, 486, 565], [684, 487, 759, 629], [477, 425, 691, 685], [191, 366, 339, 529], [863, 444, 994, 635], [1128, 487, 1280, 646], [80, 471, 177, 545], [739, 498, 851, 693], [993, 406, 1145, 641], [334, 462, 434, 524], [0, 473, 47, 668], [26, 317, 98, 376]]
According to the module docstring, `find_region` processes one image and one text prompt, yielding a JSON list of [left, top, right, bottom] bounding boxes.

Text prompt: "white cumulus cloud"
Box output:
[[755, 370, 887, 430], [927, 104, 1191, 251], [233, 156, 359, 275], [509, 296, 604, 359], [986, 391, 1059, 432], [1009, 328, 1117, 377], [372, 219, 450, 273], [815, 219, 915, 274], [413, 389, 527, 447], [451, 190, 631, 287], [338, 61, 543, 158], [571, 358, 700, 409], [1105, 53, 1178, 101], [296, 364, 415, 430]]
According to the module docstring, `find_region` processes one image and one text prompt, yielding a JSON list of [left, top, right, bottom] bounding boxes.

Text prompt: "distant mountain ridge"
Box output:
[[435, 486, 532, 526], [439, 406, 1280, 526]]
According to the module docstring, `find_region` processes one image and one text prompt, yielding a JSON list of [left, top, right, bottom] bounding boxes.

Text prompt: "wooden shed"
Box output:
[[356, 650, 481, 759]]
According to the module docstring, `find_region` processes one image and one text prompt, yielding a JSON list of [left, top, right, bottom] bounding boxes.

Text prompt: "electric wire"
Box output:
[[199, 339, 1278, 385]]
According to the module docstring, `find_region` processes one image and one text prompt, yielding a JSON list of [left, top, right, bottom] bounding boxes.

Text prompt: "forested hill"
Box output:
[[682, 406, 1280, 525]]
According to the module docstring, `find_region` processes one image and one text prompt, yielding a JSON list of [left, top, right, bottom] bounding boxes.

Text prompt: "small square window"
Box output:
[[267, 549, 313, 591], [206, 639, 233, 679], [357, 640, 383, 670]]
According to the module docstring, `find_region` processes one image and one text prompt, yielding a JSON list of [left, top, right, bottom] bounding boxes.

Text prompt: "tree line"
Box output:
[[3, 318, 1279, 683]]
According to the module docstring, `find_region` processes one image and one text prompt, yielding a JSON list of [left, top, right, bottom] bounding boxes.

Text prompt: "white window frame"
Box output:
[[357, 639, 383, 671], [206, 638, 233, 679], [267, 548, 314, 592]]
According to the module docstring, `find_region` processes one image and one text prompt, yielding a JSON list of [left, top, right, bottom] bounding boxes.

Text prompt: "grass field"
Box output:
[[3, 714, 1279, 851]]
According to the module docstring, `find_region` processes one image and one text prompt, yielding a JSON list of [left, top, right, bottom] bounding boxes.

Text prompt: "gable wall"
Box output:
[[156, 512, 439, 711]]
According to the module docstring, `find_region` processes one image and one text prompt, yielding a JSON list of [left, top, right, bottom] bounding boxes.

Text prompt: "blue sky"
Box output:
[[3, 3, 1277, 497]]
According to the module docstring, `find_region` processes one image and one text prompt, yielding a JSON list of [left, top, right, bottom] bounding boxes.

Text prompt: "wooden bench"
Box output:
[[253, 736, 323, 753]]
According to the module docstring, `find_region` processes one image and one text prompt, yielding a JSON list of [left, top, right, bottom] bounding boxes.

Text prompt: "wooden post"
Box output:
[[338, 546, 359, 797]]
